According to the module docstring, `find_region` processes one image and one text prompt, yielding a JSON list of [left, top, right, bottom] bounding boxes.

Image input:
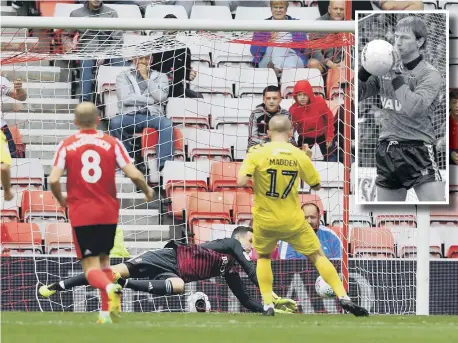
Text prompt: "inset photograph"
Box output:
[[355, 11, 449, 204]]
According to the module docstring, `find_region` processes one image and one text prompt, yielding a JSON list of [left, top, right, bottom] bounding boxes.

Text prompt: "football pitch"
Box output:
[[2, 312, 457, 343]]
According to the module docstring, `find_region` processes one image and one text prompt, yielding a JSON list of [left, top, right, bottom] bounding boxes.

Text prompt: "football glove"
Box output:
[[272, 292, 298, 313], [274, 308, 295, 315]]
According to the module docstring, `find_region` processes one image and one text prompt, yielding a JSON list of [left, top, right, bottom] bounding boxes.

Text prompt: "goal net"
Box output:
[[356, 12, 448, 203], [1, 14, 454, 316]]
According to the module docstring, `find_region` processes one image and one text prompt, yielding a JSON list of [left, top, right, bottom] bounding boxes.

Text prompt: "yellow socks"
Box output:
[[256, 257, 274, 305], [314, 256, 347, 298]]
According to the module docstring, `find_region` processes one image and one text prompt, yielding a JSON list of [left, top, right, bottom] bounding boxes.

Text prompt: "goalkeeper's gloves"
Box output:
[[274, 308, 295, 315], [272, 292, 298, 313]]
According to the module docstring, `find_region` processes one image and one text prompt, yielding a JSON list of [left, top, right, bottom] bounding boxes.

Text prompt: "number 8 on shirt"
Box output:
[[53, 129, 131, 259]]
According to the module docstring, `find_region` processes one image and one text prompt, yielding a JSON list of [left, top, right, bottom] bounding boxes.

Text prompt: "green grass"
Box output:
[[2, 312, 458, 343]]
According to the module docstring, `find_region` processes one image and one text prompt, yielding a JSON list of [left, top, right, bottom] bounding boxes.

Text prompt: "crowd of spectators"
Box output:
[[8, 0, 451, 174]]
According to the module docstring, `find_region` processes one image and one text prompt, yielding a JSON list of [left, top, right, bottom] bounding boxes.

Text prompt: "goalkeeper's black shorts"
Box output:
[[125, 248, 179, 280], [375, 140, 442, 190]]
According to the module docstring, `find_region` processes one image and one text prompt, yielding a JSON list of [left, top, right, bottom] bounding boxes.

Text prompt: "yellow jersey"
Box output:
[[239, 141, 320, 231], [0, 132, 12, 166]]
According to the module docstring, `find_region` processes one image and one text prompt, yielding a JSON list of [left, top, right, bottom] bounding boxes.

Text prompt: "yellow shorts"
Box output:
[[253, 220, 321, 256]]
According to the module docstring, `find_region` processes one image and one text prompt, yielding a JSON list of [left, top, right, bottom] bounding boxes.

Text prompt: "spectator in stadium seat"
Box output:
[[307, 1, 346, 74], [289, 80, 335, 160], [280, 203, 342, 260], [450, 90, 458, 165], [1, 76, 27, 158], [317, 0, 423, 19], [151, 14, 202, 99], [110, 53, 173, 171], [64, 0, 124, 102], [248, 85, 295, 148], [250, 1, 307, 76]]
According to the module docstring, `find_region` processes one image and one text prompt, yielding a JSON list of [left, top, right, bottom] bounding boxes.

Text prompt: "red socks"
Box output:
[[86, 269, 111, 289], [87, 269, 112, 311], [101, 268, 115, 311]]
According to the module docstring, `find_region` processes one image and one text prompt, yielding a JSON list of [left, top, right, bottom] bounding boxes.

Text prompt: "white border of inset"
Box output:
[[354, 10, 450, 205]]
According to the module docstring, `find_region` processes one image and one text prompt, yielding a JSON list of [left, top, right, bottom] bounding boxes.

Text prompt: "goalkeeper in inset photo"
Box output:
[[356, 13, 448, 203]]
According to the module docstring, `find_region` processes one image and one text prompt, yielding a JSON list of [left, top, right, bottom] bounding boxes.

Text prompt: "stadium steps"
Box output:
[[25, 144, 60, 160], [21, 82, 72, 98], [123, 225, 171, 241], [5, 115, 77, 131], [0, 65, 61, 82], [54, 176, 139, 194], [119, 209, 160, 225], [60, 190, 155, 209], [2, 98, 79, 113], [0, 6, 16, 16], [0, 37, 39, 52], [20, 129, 74, 144]]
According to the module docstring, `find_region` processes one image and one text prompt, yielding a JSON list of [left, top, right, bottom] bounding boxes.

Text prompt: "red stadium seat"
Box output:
[[166, 182, 208, 219], [430, 196, 458, 223], [209, 161, 252, 192], [350, 227, 395, 258], [186, 192, 234, 243], [141, 127, 185, 160], [325, 67, 354, 99], [6, 126, 26, 158], [232, 192, 254, 225], [21, 190, 66, 222], [0, 198, 19, 223], [447, 246, 458, 259], [0, 222, 42, 255], [45, 223, 75, 255], [36, 0, 75, 17]]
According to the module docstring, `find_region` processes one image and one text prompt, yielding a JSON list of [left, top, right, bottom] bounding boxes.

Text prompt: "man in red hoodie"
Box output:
[[289, 80, 335, 160]]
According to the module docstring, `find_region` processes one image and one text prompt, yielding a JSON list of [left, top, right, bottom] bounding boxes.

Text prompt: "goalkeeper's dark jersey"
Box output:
[[174, 238, 262, 313], [358, 55, 441, 144], [176, 238, 258, 286]]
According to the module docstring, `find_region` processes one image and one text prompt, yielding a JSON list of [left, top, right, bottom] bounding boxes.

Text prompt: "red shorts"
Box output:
[[72, 224, 117, 260]]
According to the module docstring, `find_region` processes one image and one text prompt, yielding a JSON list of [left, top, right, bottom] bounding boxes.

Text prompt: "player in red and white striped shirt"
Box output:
[[48, 102, 154, 324]]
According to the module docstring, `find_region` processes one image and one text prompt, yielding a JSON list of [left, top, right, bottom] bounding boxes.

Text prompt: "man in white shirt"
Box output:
[[0, 76, 27, 157]]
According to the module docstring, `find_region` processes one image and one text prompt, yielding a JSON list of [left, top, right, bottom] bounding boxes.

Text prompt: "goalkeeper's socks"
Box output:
[[87, 269, 111, 290], [48, 282, 65, 291], [62, 273, 89, 289], [124, 279, 174, 295]]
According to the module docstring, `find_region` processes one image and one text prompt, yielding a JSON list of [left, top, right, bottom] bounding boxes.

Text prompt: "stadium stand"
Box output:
[[0, 0, 456, 261]]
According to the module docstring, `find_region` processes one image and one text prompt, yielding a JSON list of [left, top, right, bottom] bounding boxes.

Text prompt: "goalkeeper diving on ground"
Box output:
[[39, 226, 297, 314]]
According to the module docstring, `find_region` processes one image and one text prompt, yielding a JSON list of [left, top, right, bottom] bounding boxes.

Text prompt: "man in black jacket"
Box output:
[[39, 226, 296, 314], [151, 14, 201, 98]]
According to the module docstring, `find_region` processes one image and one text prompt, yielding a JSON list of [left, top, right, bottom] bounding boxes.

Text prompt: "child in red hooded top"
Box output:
[[289, 80, 335, 160]]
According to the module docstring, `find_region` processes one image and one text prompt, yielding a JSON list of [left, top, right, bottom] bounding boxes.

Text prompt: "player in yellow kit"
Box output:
[[1, 131, 13, 201], [237, 116, 368, 317]]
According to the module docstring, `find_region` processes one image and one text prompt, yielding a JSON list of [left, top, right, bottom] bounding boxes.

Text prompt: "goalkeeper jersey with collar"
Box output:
[[358, 55, 442, 144]]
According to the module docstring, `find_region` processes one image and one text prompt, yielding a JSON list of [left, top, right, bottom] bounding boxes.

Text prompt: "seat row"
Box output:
[[98, 66, 348, 119]]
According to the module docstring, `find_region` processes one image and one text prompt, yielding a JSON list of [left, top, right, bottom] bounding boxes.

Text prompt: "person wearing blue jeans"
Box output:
[[81, 58, 125, 102], [109, 113, 173, 170], [110, 54, 173, 171]]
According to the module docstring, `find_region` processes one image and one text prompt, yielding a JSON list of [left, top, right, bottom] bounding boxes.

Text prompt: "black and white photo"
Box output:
[[355, 11, 449, 204]]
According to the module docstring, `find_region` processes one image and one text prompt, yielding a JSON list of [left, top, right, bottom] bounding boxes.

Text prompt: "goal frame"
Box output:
[[1, 14, 430, 315]]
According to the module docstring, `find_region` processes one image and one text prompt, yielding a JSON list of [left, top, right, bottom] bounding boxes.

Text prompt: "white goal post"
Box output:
[[1, 15, 433, 316]]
